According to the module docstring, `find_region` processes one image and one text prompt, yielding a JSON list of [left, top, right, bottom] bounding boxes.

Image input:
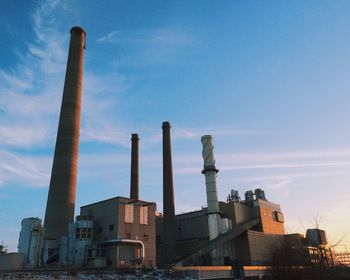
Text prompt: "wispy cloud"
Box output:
[[0, 126, 48, 148], [0, 1, 131, 150], [164, 148, 350, 204], [97, 28, 195, 46], [0, 0, 133, 195], [97, 30, 119, 43], [81, 125, 129, 147], [146, 126, 263, 144], [0, 1, 66, 149], [80, 72, 130, 146], [97, 27, 196, 66], [219, 160, 350, 171], [173, 127, 263, 140], [233, 170, 350, 184], [0, 151, 50, 188]]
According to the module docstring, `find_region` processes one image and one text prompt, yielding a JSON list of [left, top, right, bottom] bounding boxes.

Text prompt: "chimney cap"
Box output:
[[70, 26, 86, 36], [131, 133, 139, 140], [162, 121, 171, 129], [201, 135, 212, 141]]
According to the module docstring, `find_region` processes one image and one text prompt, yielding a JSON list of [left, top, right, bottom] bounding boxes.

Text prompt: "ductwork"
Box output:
[[102, 239, 145, 265]]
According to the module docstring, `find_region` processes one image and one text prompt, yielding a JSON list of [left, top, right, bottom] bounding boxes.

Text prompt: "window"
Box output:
[[140, 206, 148, 225], [274, 211, 284, 223], [98, 227, 103, 233], [75, 228, 80, 239], [125, 204, 134, 223], [177, 226, 182, 240], [109, 224, 114, 231]]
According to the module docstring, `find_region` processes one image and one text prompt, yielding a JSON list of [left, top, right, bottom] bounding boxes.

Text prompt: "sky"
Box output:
[[1, 0, 350, 252]]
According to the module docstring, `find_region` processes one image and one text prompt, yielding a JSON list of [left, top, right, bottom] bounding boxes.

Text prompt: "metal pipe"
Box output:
[[102, 239, 145, 265], [130, 133, 139, 200]]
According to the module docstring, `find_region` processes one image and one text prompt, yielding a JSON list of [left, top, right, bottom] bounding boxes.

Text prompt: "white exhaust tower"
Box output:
[[201, 135, 221, 240]]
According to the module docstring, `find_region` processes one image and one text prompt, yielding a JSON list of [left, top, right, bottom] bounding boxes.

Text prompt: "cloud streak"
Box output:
[[0, 1, 131, 150], [97, 28, 195, 46], [97, 27, 196, 66], [0, 151, 50, 188]]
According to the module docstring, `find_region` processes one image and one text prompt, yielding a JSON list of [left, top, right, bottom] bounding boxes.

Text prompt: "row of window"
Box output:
[[125, 205, 148, 224], [124, 233, 149, 241], [75, 233, 92, 239], [75, 227, 93, 239], [76, 228, 92, 233]]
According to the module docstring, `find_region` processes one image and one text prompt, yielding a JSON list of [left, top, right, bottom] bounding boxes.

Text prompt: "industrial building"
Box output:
[[54, 197, 156, 268], [156, 188, 286, 267], [75, 197, 156, 268], [0, 26, 336, 274], [18, 218, 44, 268]]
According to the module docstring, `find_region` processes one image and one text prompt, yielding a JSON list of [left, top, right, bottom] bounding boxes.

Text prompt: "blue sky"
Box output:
[[1, 0, 350, 252]]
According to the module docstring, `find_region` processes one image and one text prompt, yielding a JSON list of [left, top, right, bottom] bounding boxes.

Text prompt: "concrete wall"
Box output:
[[247, 230, 285, 265], [219, 201, 254, 225], [157, 209, 210, 266], [0, 253, 25, 271], [286, 233, 305, 248], [176, 210, 209, 242], [255, 199, 285, 235], [234, 233, 251, 265], [81, 198, 119, 242]]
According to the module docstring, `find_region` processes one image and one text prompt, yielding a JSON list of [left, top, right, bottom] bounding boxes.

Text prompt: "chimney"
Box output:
[[162, 121, 176, 265], [43, 27, 85, 243], [201, 135, 221, 240], [130, 133, 139, 200]]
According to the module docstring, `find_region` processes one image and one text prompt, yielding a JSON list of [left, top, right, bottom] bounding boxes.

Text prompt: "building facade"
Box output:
[[75, 197, 157, 268], [157, 188, 286, 266]]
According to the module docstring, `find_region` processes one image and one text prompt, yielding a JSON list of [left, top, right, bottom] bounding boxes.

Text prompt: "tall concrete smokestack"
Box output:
[[201, 135, 221, 240], [130, 133, 139, 200], [162, 121, 176, 265], [44, 27, 85, 243]]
